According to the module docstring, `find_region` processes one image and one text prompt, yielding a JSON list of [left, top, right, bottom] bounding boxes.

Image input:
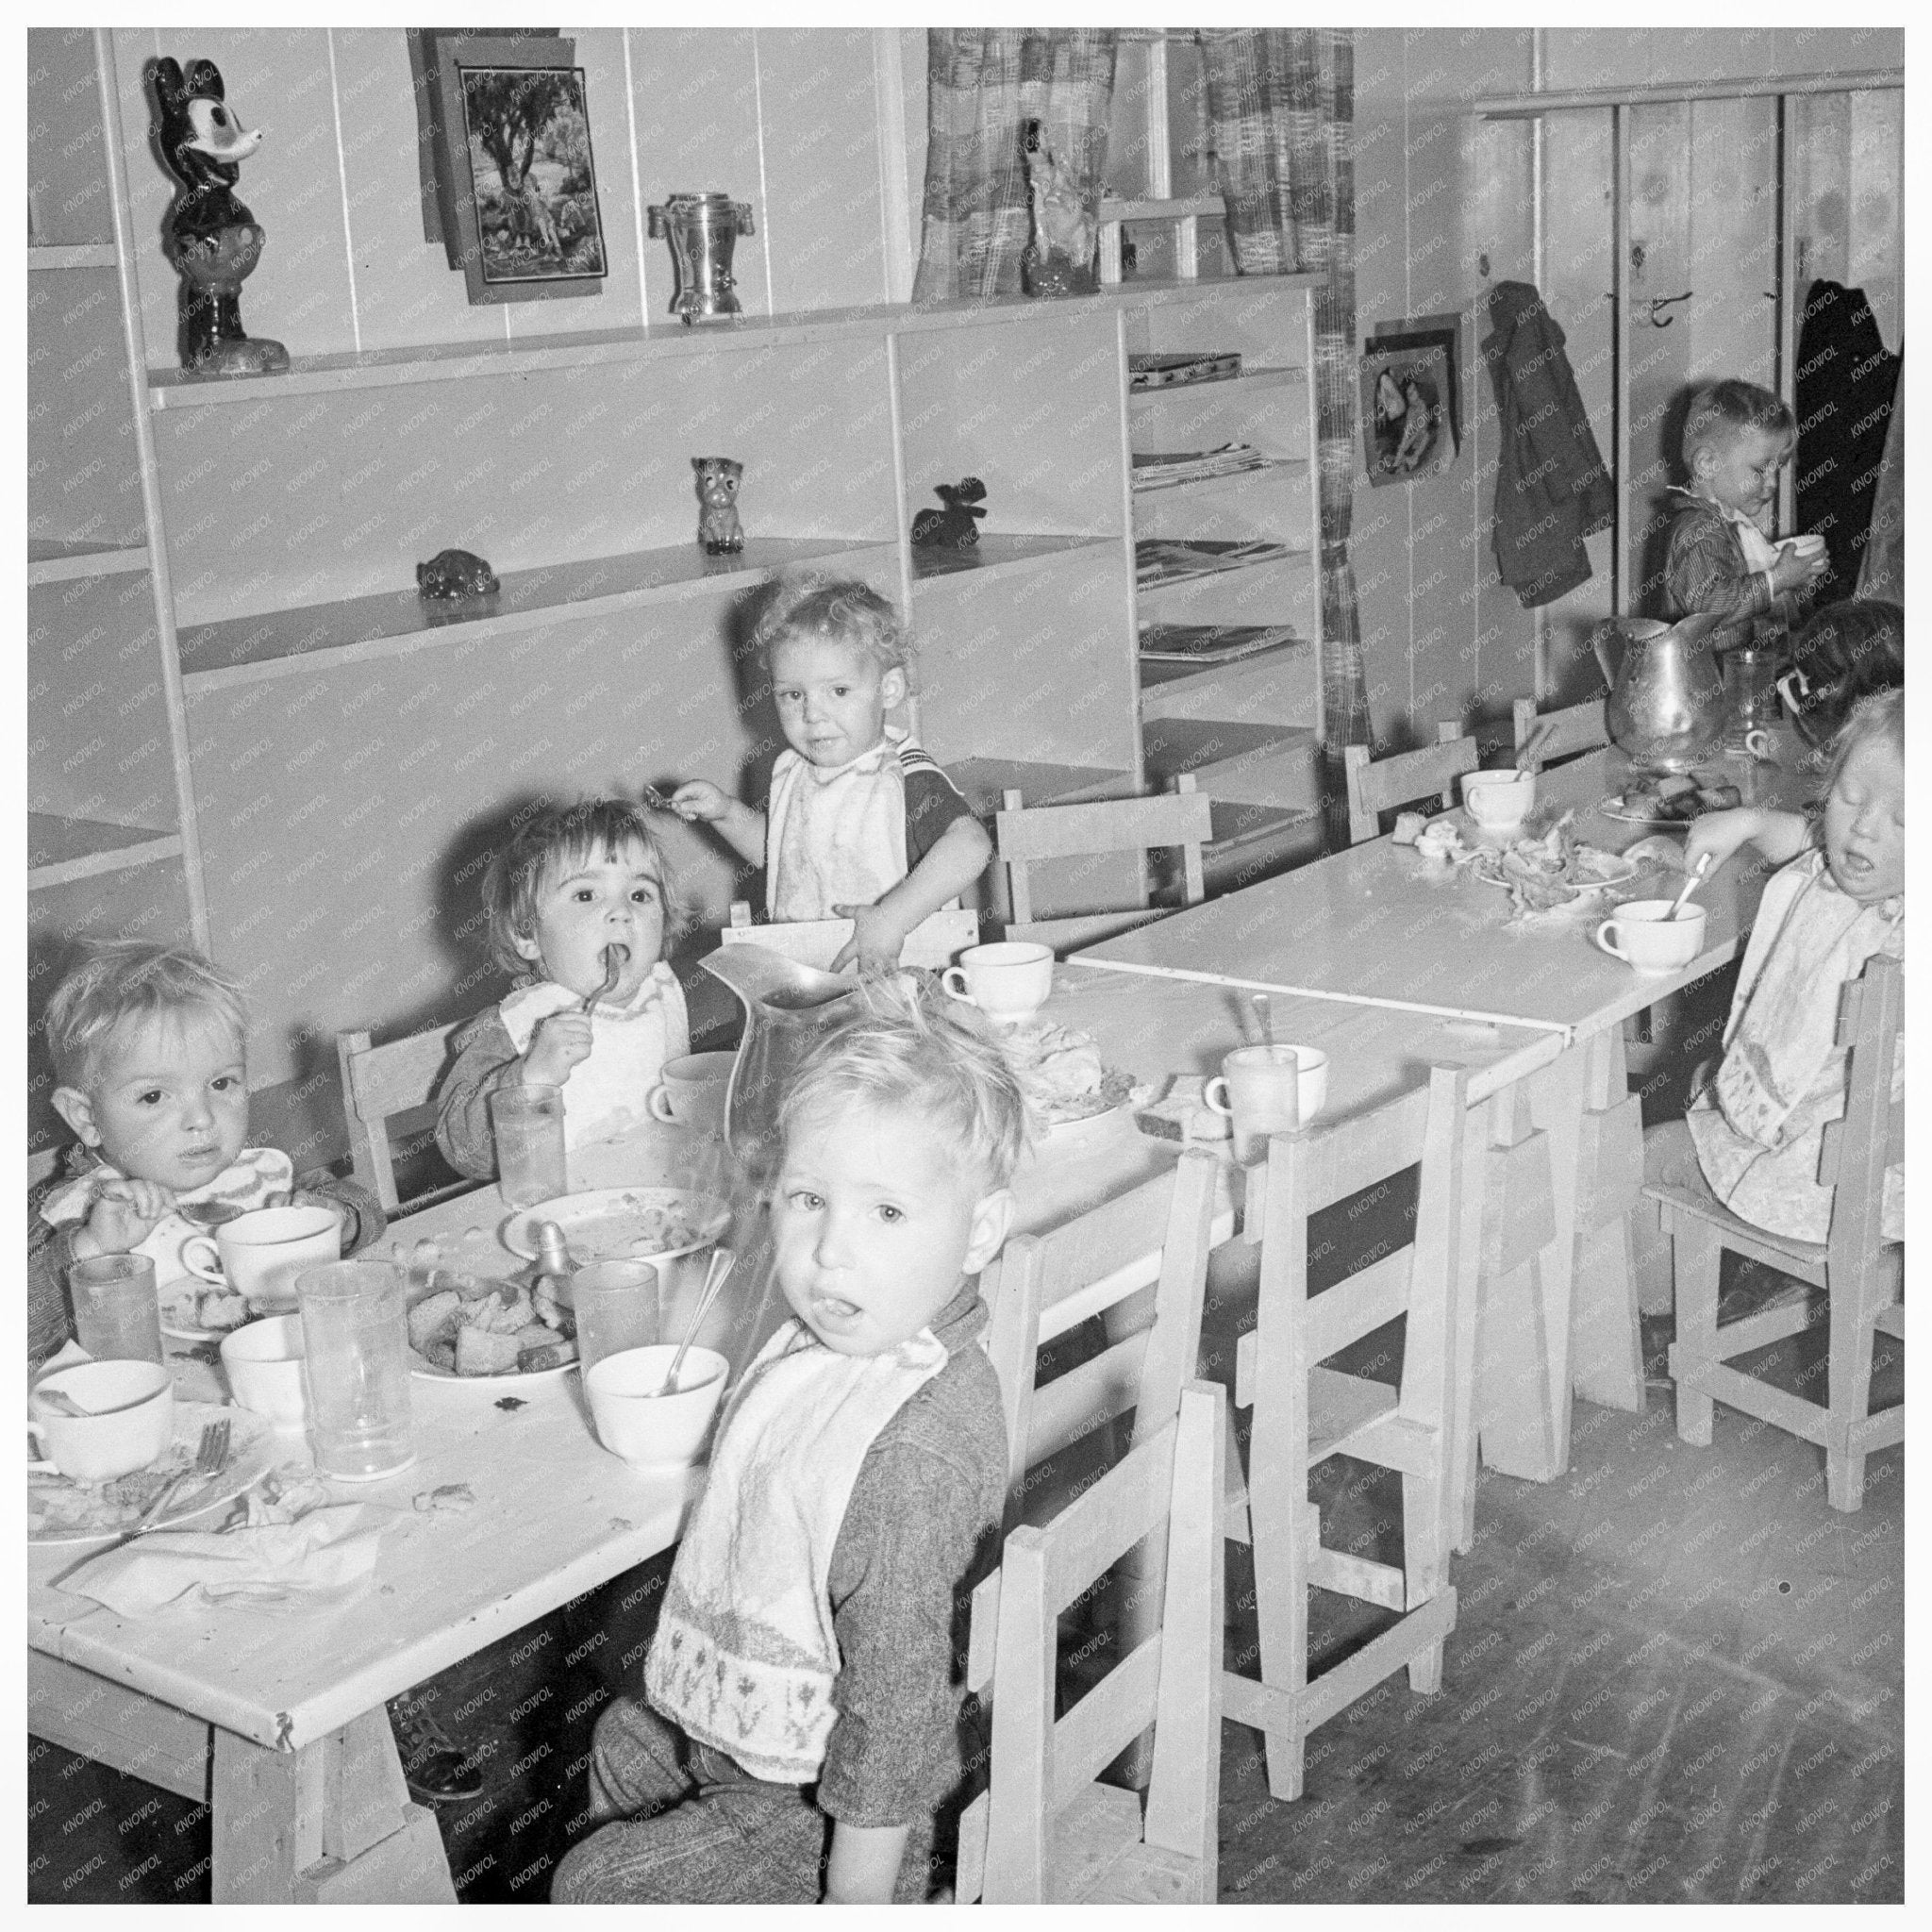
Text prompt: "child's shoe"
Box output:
[[389, 1695, 488, 1804]]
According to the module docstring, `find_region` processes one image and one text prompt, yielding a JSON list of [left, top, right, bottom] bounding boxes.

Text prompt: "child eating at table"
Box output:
[[670, 573, 992, 974], [436, 797, 690, 1178], [551, 976, 1024, 1906], [1663, 379, 1828, 657], [1635, 688, 1904, 1305], [30, 941, 387, 1374]]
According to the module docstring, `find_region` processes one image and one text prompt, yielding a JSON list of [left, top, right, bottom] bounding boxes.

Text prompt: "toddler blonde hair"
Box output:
[[482, 796, 684, 980], [1822, 686, 1905, 800], [1682, 379, 1795, 472], [753, 570, 911, 684], [44, 941, 247, 1091], [779, 974, 1027, 1191]]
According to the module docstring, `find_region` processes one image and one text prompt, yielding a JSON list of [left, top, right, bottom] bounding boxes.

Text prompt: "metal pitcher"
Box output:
[[646, 192, 755, 325], [1591, 610, 1726, 772], [699, 945, 864, 1188]]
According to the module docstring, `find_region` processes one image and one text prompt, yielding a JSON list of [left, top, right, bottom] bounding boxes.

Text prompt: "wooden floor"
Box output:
[[28, 1262, 1904, 1906]]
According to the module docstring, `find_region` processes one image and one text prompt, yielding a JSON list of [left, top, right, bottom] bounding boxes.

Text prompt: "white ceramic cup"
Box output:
[[1460, 769, 1537, 833], [648, 1051, 738, 1129], [182, 1204, 342, 1312], [1204, 1044, 1330, 1161], [1595, 899, 1707, 975], [942, 942, 1055, 1026], [221, 1312, 308, 1431], [585, 1344, 729, 1470], [27, 1359, 175, 1482], [1782, 533, 1827, 563]]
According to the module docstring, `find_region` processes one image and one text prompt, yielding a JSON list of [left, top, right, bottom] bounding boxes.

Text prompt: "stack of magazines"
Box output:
[[1139, 623, 1301, 666], [1130, 443, 1271, 491], [1134, 539, 1293, 587]]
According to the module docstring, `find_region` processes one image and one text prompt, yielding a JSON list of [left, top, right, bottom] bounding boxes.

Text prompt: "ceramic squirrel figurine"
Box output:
[[693, 458, 745, 555]]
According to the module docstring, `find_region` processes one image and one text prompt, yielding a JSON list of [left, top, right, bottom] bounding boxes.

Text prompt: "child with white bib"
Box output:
[[672, 574, 992, 974], [436, 798, 691, 1178]]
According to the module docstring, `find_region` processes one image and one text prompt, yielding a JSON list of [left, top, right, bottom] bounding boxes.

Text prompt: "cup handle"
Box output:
[[181, 1235, 225, 1285], [1203, 1077, 1232, 1118], [1594, 921, 1628, 964], [26, 1418, 58, 1474], [1742, 726, 1775, 761], [648, 1087, 677, 1123], [941, 968, 974, 1004]]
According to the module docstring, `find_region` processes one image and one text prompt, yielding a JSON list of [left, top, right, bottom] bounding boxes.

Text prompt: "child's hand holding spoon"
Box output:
[[1668, 850, 1713, 921]]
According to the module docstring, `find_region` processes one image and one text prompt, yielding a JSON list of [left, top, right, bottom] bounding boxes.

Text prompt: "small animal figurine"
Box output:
[[417, 549, 501, 601], [693, 458, 745, 555], [1019, 121, 1097, 298], [148, 58, 289, 376], [911, 477, 988, 549]]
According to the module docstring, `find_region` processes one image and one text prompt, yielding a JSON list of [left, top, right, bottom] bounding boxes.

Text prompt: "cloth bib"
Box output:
[[40, 1147, 297, 1287], [644, 1318, 949, 1783], [765, 729, 910, 924], [499, 963, 690, 1150]]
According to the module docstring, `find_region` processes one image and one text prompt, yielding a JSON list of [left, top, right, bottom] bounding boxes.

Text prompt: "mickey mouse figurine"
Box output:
[[148, 57, 289, 376]]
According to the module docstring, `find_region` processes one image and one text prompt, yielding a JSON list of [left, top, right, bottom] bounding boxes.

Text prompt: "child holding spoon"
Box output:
[[436, 798, 691, 1178]]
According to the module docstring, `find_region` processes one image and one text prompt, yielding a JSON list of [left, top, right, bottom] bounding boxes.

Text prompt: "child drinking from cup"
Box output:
[[671, 573, 992, 974], [1663, 379, 1828, 657], [1635, 688, 1904, 1298], [30, 941, 385, 1374], [552, 976, 1024, 1906], [436, 797, 691, 1178]]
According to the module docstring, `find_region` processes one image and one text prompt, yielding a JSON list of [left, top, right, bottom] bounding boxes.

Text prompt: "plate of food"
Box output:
[[1466, 816, 1652, 919], [1598, 774, 1742, 825], [1000, 1020, 1141, 1147], [158, 1278, 258, 1343], [28, 1402, 275, 1545], [406, 1271, 580, 1386], [499, 1189, 731, 1268]]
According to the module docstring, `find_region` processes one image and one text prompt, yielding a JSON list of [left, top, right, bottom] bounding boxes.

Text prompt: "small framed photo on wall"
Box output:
[[420, 30, 608, 307], [1360, 314, 1463, 486]]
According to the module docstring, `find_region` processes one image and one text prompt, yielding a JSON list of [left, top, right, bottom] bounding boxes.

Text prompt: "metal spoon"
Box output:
[[1252, 991, 1274, 1049], [658, 1249, 736, 1396], [583, 943, 626, 1013], [1668, 850, 1714, 922], [33, 1388, 90, 1419], [638, 781, 675, 811]]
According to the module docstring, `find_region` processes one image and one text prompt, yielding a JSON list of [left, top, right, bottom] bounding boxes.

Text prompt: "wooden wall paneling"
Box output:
[[1541, 29, 1771, 93], [624, 29, 771, 324], [27, 265, 146, 548], [1790, 92, 1851, 297], [1845, 89, 1904, 353], [1685, 94, 1779, 395], [29, 29, 115, 245]]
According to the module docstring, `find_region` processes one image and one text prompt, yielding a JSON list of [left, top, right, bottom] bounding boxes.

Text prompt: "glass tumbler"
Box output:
[[296, 1259, 415, 1481], [491, 1084, 569, 1208], [1723, 647, 1776, 754], [571, 1258, 664, 1377], [68, 1254, 165, 1364]]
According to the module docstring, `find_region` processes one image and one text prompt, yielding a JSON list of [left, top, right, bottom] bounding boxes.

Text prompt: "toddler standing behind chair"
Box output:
[[436, 799, 690, 1179], [671, 575, 992, 974]]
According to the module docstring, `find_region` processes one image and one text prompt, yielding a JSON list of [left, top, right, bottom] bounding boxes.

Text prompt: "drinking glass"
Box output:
[[296, 1259, 414, 1480], [491, 1084, 569, 1208], [571, 1258, 664, 1377], [68, 1254, 164, 1364], [1723, 647, 1776, 754]]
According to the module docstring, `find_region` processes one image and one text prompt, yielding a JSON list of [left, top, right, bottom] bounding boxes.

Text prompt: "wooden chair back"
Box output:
[[1341, 723, 1475, 843], [28, 1147, 61, 1190], [1512, 695, 1609, 767], [719, 902, 977, 974], [995, 776, 1213, 955], [1820, 952, 1905, 1274], [335, 1022, 472, 1215], [980, 1381, 1224, 1904]]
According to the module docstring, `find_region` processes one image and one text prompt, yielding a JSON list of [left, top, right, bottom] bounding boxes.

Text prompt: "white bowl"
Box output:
[[29, 1359, 175, 1482], [585, 1345, 729, 1470], [221, 1313, 308, 1431], [1461, 769, 1536, 833]]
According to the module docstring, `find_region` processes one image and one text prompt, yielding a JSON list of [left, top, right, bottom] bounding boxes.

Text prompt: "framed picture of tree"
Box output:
[[425, 31, 608, 306]]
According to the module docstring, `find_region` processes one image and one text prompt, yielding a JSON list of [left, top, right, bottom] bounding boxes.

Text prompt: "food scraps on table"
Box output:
[[998, 1019, 1136, 1129], [408, 1274, 575, 1376], [161, 1281, 252, 1335], [1465, 814, 1649, 919], [1607, 774, 1741, 823]]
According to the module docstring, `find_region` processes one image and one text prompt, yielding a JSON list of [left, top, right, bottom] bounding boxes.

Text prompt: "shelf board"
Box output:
[[147, 275, 1322, 410], [175, 537, 897, 691], [28, 539, 149, 585], [909, 534, 1122, 588], [1129, 366, 1304, 407], [27, 243, 117, 272], [1139, 637, 1308, 695], [946, 758, 1134, 815], [28, 813, 182, 890], [1101, 195, 1224, 223], [1474, 67, 1902, 119], [1131, 457, 1308, 496]]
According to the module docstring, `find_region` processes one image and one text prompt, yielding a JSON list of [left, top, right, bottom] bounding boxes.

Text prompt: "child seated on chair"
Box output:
[[1636, 690, 1904, 1305], [670, 573, 992, 974], [551, 976, 1024, 1906], [1663, 379, 1828, 657], [29, 941, 385, 1374], [436, 797, 690, 1179]]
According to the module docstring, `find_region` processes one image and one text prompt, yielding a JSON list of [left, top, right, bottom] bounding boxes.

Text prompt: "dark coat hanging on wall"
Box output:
[[1794, 280, 1902, 606], [1482, 280, 1616, 608]]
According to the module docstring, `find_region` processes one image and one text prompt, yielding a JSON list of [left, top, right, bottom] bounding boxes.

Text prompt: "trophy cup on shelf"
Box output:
[[647, 193, 757, 325]]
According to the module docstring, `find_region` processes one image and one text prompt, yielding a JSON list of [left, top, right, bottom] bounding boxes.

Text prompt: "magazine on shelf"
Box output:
[[1138, 623, 1302, 666], [1134, 539, 1293, 587], [1130, 443, 1271, 491], [1127, 351, 1243, 391]]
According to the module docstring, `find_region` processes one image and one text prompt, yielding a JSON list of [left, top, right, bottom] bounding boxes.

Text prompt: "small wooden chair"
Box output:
[[719, 901, 977, 974], [1650, 953, 1904, 1510], [956, 1149, 1224, 1899], [979, 1381, 1225, 1904], [28, 1147, 61, 1190], [1512, 694, 1608, 768], [335, 1021, 474, 1215], [994, 776, 1213, 956], [1226, 1063, 1476, 1800], [1341, 723, 1476, 844]]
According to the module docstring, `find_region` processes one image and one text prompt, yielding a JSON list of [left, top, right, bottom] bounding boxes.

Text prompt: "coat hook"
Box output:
[[1647, 291, 1692, 327]]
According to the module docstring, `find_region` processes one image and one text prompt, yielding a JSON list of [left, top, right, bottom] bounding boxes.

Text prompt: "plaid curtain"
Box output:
[[1201, 30, 1365, 845], [912, 29, 1118, 302]]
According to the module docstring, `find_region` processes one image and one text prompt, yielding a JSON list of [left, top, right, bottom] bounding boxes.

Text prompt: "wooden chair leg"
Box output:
[[1824, 1287, 1881, 1512], [1667, 1214, 1723, 1447], [1247, 1408, 1312, 1801], [1401, 1470, 1446, 1693]]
